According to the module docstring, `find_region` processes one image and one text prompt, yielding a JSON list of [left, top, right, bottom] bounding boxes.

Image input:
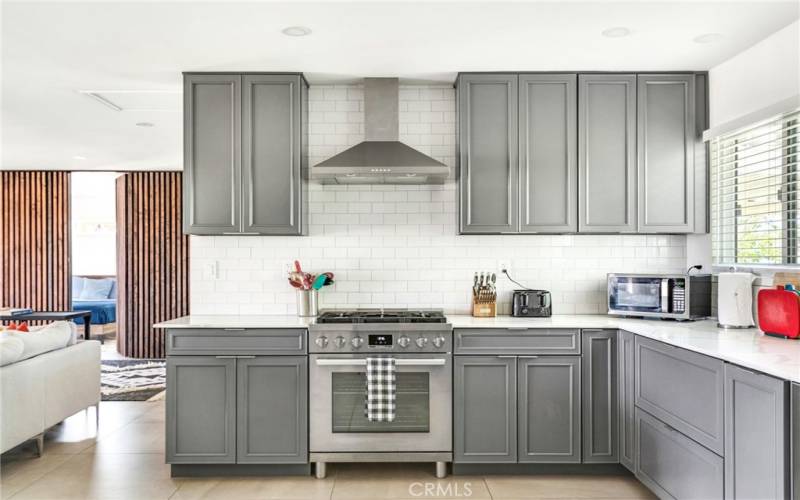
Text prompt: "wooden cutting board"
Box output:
[[772, 272, 800, 288]]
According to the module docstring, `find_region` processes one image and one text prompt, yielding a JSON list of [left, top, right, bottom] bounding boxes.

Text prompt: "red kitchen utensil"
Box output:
[[757, 286, 800, 339], [294, 260, 303, 273]]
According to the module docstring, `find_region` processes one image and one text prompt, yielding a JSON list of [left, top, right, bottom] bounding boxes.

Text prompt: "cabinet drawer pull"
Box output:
[[496, 355, 517, 359], [215, 355, 238, 359], [518, 356, 539, 359]]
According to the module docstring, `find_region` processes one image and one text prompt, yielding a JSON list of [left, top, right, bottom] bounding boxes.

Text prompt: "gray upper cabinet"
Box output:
[[242, 75, 306, 235], [578, 74, 637, 233], [724, 364, 788, 500], [518, 74, 577, 233], [518, 356, 581, 463], [617, 330, 635, 472], [582, 330, 618, 463], [454, 356, 517, 463], [184, 74, 241, 234], [637, 74, 695, 233], [184, 72, 307, 236], [237, 356, 308, 464], [166, 356, 237, 464], [458, 74, 519, 234]]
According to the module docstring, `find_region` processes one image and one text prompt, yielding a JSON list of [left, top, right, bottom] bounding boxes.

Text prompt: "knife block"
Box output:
[[472, 295, 497, 317]]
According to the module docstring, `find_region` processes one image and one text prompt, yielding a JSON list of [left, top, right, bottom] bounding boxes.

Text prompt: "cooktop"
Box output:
[[315, 308, 447, 324]]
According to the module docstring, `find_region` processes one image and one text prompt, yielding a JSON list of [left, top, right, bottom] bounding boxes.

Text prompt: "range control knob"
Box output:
[[415, 336, 429, 348], [397, 335, 411, 348], [334, 336, 347, 349], [432, 336, 446, 348], [351, 336, 364, 349], [314, 336, 329, 348]]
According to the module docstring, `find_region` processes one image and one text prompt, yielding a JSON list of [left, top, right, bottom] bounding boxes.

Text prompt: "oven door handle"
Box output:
[[314, 358, 447, 366]]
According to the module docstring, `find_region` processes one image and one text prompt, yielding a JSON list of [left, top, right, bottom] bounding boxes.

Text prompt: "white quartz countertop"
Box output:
[[155, 314, 800, 383], [153, 315, 315, 329]]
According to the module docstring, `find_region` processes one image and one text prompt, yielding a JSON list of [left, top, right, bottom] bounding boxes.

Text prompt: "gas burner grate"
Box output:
[[316, 308, 447, 324]]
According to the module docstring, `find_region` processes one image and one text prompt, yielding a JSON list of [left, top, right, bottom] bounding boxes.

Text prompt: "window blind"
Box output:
[[711, 109, 799, 266]]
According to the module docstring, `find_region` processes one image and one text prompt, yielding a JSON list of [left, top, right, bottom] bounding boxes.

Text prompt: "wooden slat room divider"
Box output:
[[116, 172, 189, 358], [0, 171, 71, 312]]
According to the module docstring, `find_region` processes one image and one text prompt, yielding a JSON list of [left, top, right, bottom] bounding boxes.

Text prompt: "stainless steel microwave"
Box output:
[[607, 273, 712, 320]]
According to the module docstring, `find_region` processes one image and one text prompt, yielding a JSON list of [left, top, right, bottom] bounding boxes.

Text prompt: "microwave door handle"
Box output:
[[315, 358, 447, 367], [661, 278, 670, 313]]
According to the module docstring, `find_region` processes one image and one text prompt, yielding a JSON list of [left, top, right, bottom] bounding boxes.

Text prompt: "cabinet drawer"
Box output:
[[635, 336, 724, 454], [636, 408, 723, 500], [166, 328, 306, 355], [454, 328, 580, 355]]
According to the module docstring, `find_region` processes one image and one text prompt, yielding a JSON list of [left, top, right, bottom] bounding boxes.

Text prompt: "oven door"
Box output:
[[309, 353, 452, 453]]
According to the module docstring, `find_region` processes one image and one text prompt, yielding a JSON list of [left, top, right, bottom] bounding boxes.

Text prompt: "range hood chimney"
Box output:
[[312, 78, 450, 184]]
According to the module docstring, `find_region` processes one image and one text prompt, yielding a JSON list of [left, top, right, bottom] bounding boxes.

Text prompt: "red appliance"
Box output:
[[757, 286, 800, 339]]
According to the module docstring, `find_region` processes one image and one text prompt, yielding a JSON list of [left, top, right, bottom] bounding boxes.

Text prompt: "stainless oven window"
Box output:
[[609, 277, 663, 311], [331, 372, 430, 433]]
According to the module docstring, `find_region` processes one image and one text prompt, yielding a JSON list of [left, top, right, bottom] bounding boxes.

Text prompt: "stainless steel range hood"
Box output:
[[312, 78, 450, 184]]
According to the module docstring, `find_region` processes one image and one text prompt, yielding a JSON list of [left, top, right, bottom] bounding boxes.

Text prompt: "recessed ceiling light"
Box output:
[[282, 26, 312, 37], [72, 155, 87, 160], [602, 27, 632, 38], [693, 33, 724, 44], [135, 122, 154, 127]]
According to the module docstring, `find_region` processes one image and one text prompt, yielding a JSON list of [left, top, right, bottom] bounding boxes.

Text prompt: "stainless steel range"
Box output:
[[309, 309, 452, 479]]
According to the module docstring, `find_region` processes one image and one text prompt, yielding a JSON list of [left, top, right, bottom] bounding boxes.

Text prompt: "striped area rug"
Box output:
[[101, 359, 165, 401]]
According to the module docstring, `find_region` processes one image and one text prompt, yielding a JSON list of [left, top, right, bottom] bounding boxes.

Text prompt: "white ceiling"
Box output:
[[2, 1, 798, 171]]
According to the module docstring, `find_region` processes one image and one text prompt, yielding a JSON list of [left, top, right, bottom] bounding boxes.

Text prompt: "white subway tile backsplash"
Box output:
[[190, 83, 687, 315]]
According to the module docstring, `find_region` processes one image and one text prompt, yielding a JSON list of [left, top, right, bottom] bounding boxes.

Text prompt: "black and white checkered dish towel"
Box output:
[[365, 357, 396, 422]]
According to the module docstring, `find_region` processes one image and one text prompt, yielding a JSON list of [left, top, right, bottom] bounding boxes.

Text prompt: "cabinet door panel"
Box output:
[[582, 330, 618, 463], [519, 74, 577, 233], [459, 74, 518, 233], [183, 74, 241, 234], [635, 336, 724, 454], [618, 330, 636, 471], [242, 75, 304, 235], [636, 408, 724, 500], [578, 74, 636, 232], [638, 74, 695, 233], [166, 356, 236, 463], [724, 364, 787, 499], [518, 356, 581, 463], [237, 356, 308, 463], [454, 356, 517, 462]]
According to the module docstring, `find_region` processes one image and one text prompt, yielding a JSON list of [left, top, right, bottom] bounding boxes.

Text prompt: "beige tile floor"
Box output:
[[1, 401, 656, 500]]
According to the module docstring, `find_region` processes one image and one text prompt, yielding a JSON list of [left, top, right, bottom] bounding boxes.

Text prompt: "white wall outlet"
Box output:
[[499, 260, 510, 273], [204, 261, 220, 280]]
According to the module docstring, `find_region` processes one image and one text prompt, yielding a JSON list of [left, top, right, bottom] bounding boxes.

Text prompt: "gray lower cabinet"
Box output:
[[183, 74, 241, 234], [724, 364, 788, 499], [167, 353, 308, 465], [458, 74, 519, 234], [582, 330, 617, 463], [637, 74, 696, 233], [518, 74, 577, 233], [184, 72, 307, 236], [635, 336, 725, 455], [617, 330, 635, 471], [237, 356, 308, 464], [518, 356, 581, 463], [793, 383, 799, 500], [454, 356, 517, 463], [577, 74, 637, 233], [166, 356, 237, 463], [636, 408, 724, 500]]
